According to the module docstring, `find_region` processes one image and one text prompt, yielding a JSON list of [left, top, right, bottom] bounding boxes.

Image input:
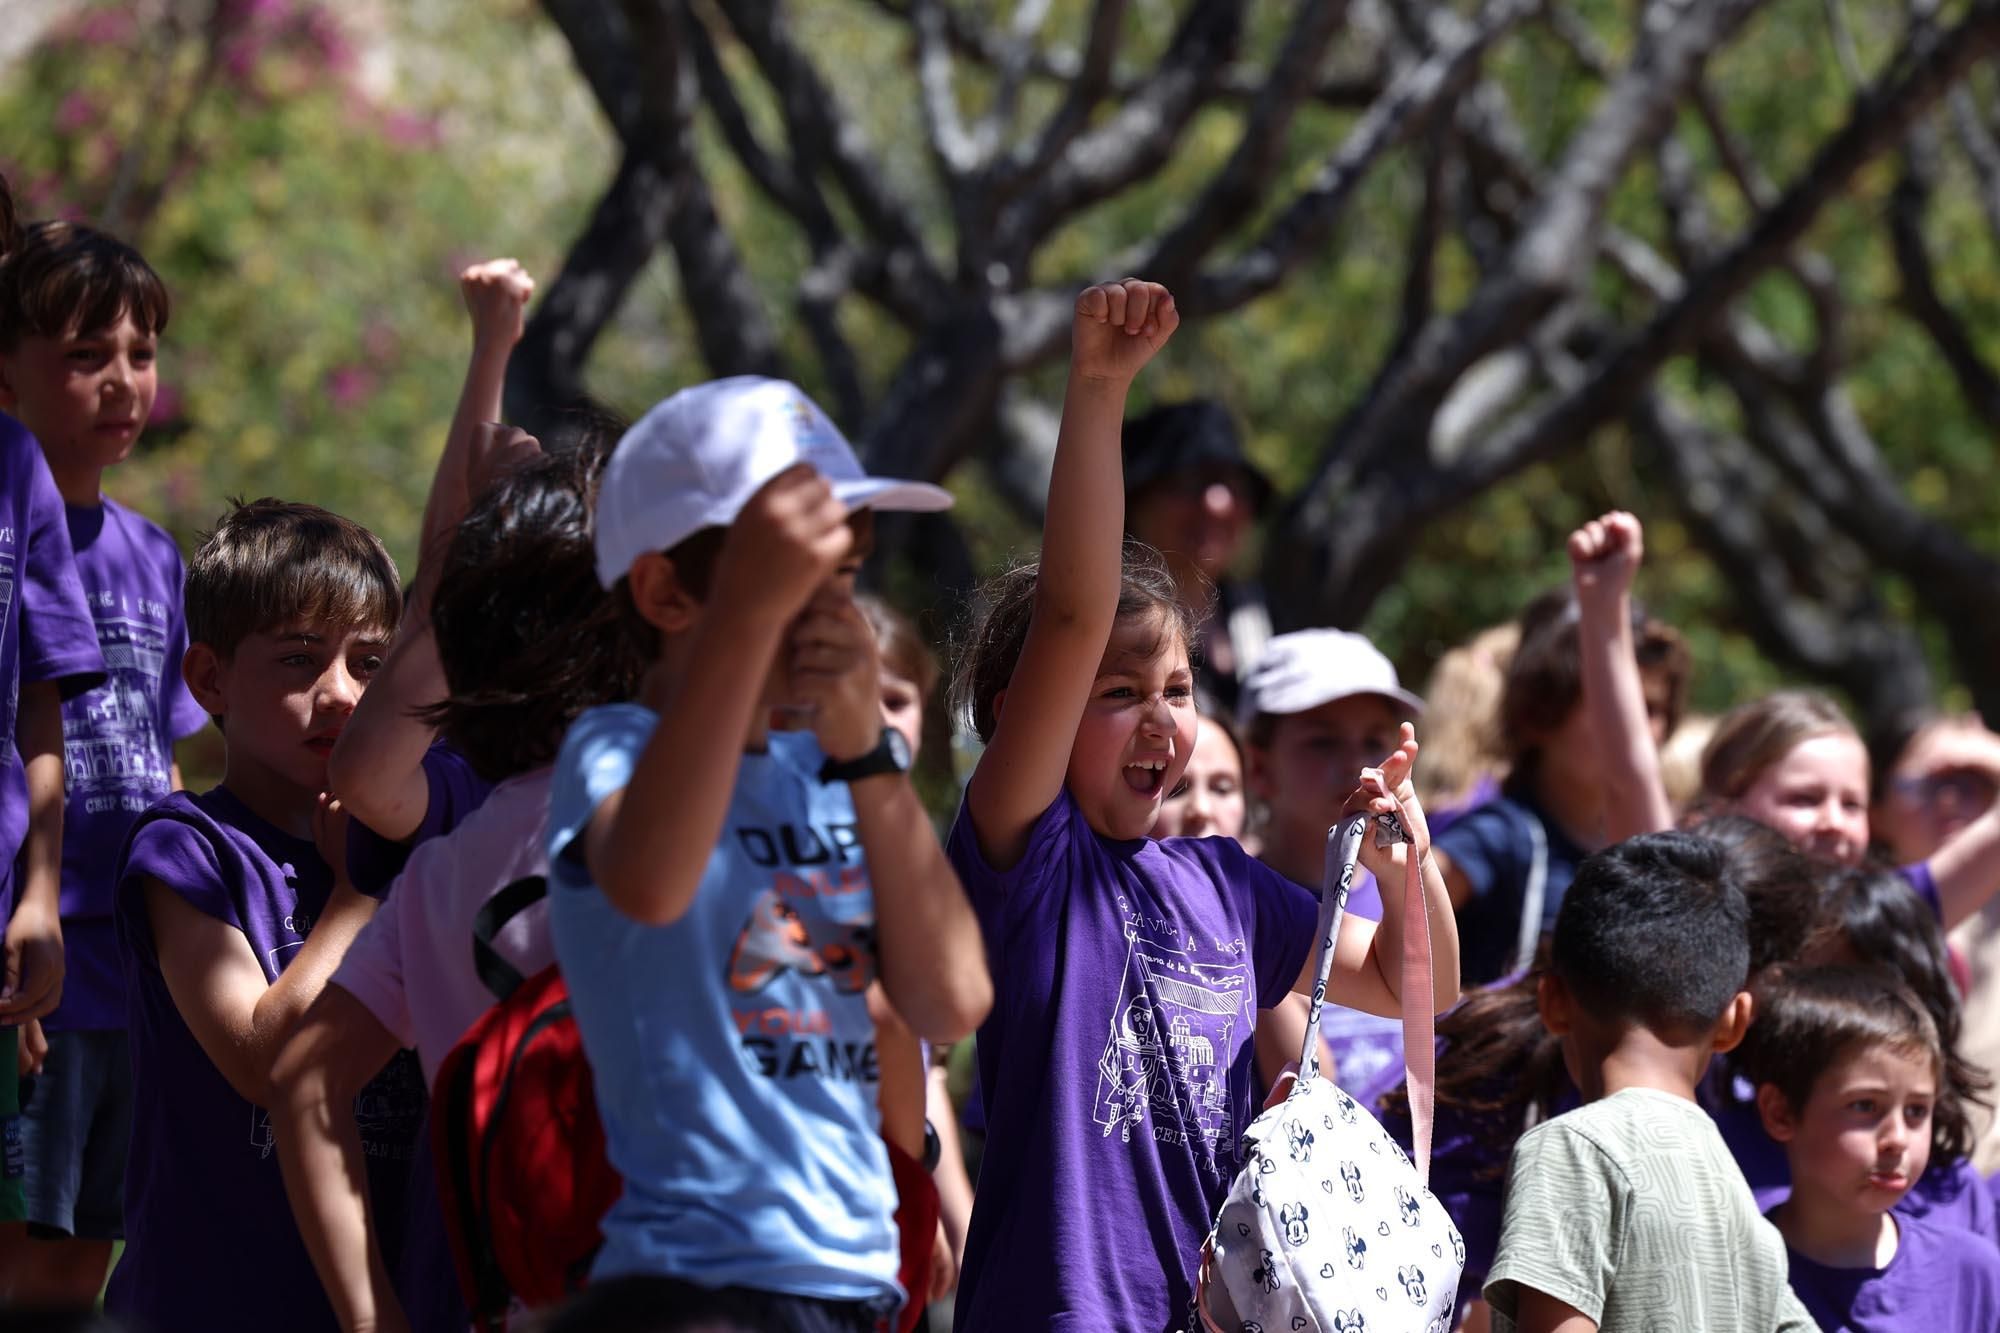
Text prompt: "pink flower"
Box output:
[[325, 365, 376, 413], [54, 93, 96, 133], [151, 383, 185, 424]]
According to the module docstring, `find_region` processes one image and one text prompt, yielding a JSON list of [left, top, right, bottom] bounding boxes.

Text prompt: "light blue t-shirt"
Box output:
[[546, 703, 899, 1302]]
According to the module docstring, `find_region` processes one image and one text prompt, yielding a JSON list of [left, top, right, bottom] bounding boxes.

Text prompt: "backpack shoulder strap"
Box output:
[[472, 875, 549, 1003]]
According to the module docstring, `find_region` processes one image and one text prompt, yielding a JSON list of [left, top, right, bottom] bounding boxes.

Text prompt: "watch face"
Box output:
[[885, 727, 912, 771]]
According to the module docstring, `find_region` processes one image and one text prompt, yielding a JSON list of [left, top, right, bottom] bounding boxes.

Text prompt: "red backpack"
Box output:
[[430, 876, 623, 1329]]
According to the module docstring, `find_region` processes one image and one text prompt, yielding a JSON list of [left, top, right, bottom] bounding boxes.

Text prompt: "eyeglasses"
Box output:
[[1890, 769, 1999, 811]]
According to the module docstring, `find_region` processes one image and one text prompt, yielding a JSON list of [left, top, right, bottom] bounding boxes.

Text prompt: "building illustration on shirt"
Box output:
[[1094, 919, 1252, 1146], [63, 605, 173, 804]]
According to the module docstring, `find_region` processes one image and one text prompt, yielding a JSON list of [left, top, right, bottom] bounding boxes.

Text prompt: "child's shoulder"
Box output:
[[99, 495, 188, 571]]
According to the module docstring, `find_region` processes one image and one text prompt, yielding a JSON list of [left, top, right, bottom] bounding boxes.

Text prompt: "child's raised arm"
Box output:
[[1299, 726, 1462, 1018], [965, 279, 1178, 869], [1570, 511, 1672, 841], [328, 258, 537, 840], [1910, 722, 2000, 930]]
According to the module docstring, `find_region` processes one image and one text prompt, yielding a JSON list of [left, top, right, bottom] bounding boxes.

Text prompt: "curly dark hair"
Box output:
[[419, 436, 646, 782], [951, 539, 1200, 744]]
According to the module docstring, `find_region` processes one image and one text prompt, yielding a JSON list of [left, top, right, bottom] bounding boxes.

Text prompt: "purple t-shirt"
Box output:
[[1782, 1211, 2000, 1331], [109, 787, 432, 1331], [50, 498, 208, 1032], [0, 414, 105, 914], [344, 741, 493, 898], [946, 791, 1317, 1332]]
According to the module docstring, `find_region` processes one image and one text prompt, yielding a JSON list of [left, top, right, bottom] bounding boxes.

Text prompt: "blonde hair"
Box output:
[[1414, 621, 1518, 809], [1700, 690, 1859, 804], [1659, 712, 1718, 816]]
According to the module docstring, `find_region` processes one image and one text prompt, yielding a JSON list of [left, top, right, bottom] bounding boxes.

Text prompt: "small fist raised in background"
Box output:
[[1568, 510, 1643, 606], [1072, 278, 1179, 384], [460, 258, 536, 349]]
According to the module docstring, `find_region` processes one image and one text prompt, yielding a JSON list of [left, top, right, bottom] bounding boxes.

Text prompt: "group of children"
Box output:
[[5, 162, 2000, 1333]]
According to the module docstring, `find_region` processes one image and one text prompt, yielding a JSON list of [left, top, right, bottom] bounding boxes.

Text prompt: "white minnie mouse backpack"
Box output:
[[1196, 811, 1463, 1333]]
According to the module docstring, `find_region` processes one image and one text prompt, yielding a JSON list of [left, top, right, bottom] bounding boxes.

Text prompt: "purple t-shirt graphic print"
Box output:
[[109, 787, 429, 1333], [947, 790, 1317, 1333]]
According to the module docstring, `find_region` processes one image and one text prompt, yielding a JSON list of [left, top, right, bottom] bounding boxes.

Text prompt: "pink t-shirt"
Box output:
[[332, 767, 555, 1083]]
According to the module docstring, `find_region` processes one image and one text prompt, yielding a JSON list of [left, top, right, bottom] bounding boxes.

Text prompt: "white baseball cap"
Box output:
[[1237, 629, 1425, 729], [593, 376, 955, 587]]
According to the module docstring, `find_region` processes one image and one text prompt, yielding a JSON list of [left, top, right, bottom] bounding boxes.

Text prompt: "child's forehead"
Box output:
[[1098, 612, 1190, 675], [253, 618, 393, 646], [1813, 1039, 1939, 1096]]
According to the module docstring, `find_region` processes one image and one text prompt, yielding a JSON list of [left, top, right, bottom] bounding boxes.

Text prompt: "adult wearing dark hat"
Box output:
[[1122, 399, 1274, 716]]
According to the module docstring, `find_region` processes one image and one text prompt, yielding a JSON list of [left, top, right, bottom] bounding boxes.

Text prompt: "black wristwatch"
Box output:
[[818, 727, 912, 784]]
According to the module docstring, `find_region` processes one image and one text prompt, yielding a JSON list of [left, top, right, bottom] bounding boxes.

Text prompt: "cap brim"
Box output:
[[833, 478, 956, 514], [1238, 684, 1426, 730]]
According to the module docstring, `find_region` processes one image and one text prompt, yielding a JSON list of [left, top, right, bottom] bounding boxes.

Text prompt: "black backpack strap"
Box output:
[[472, 875, 549, 1003]]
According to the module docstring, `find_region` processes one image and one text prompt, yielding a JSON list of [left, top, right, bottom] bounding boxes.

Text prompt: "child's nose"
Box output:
[[319, 663, 363, 714]]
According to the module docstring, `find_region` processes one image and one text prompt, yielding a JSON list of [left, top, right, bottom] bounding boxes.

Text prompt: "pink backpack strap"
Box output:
[[1398, 828, 1437, 1180], [1298, 813, 1439, 1185]]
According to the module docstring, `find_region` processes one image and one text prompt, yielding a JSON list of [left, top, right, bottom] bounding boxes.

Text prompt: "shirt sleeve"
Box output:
[[330, 894, 414, 1048], [1484, 1118, 1623, 1325], [546, 705, 657, 878], [943, 789, 1081, 961], [1435, 800, 1525, 907], [1900, 860, 1944, 922], [16, 442, 104, 698], [1772, 1283, 1820, 1333], [118, 809, 245, 949]]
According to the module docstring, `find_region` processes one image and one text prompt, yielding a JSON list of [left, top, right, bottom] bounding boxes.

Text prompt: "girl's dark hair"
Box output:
[[1500, 586, 1689, 769], [952, 539, 1197, 744], [1799, 865, 1991, 1163], [1396, 817, 1824, 1176], [420, 435, 646, 783], [1691, 814, 1823, 975]]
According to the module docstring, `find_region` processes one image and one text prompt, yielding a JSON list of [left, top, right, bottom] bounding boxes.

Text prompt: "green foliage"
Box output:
[[5, 0, 1997, 747]]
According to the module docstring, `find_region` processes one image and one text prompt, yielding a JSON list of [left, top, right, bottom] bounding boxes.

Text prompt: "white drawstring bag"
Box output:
[[1196, 812, 1463, 1333]]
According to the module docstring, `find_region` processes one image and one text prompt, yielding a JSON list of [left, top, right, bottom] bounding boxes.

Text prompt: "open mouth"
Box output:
[[1123, 759, 1168, 797]]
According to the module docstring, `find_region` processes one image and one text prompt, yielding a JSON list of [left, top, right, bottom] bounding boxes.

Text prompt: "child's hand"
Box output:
[[787, 591, 884, 762], [711, 464, 856, 625], [1071, 278, 1179, 384], [1345, 723, 1432, 882], [460, 258, 536, 349], [1568, 510, 1643, 607], [313, 792, 352, 892], [18, 1017, 46, 1077], [0, 895, 62, 1025]]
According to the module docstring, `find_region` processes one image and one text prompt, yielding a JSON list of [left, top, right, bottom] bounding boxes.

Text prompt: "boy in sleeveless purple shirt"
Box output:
[[106, 499, 430, 1332], [0, 218, 212, 1303]]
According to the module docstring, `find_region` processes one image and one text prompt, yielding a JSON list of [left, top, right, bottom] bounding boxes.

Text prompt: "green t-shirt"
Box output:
[[1485, 1087, 1819, 1332]]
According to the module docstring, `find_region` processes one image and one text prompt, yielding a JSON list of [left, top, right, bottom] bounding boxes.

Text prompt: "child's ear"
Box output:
[[1756, 1081, 1799, 1144], [1709, 989, 1755, 1056], [1535, 972, 1572, 1036], [627, 551, 700, 636], [182, 642, 228, 719]]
